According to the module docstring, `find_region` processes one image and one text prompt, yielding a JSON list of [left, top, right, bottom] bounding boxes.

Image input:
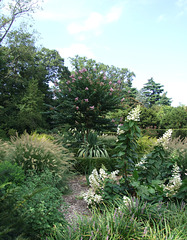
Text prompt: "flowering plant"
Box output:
[[115, 106, 141, 177], [157, 129, 172, 149], [82, 168, 121, 207], [126, 105, 141, 122], [163, 162, 182, 197], [52, 67, 122, 138]]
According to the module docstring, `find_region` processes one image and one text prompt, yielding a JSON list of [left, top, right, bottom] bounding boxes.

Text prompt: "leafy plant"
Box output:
[[14, 171, 67, 239], [137, 135, 157, 159], [82, 167, 130, 208], [74, 157, 117, 174], [77, 132, 109, 158], [115, 105, 141, 177], [135, 145, 173, 185], [167, 137, 187, 179], [0, 160, 25, 188]]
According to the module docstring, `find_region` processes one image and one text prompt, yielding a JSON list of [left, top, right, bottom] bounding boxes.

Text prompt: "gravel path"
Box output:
[[62, 175, 92, 223]]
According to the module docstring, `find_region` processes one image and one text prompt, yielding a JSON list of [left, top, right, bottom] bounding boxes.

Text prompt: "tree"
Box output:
[[17, 78, 44, 132], [0, 29, 69, 134], [159, 106, 187, 138], [51, 66, 123, 136], [69, 56, 139, 125], [69, 55, 136, 90], [141, 78, 172, 107], [0, 0, 40, 43]]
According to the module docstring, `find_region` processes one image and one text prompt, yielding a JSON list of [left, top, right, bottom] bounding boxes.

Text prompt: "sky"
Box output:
[[31, 0, 187, 106]]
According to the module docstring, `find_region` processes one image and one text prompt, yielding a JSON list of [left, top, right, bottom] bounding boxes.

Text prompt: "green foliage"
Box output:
[[17, 78, 45, 132], [159, 106, 187, 138], [167, 137, 187, 179], [69, 55, 135, 88], [98, 134, 117, 148], [175, 178, 187, 200], [54, 200, 187, 240], [0, 170, 67, 240], [115, 120, 141, 176], [7, 132, 73, 174], [15, 171, 66, 239], [141, 78, 172, 107], [74, 157, 117, 174], [0, 160, 25, 187], [137, 135, 157, 159], [101, 178, 127, 205], [139, 106, 159, 136], [0, 30, 70, 134], [77, 132, 109, 158], [136, 145, 173, 185], [51, 65, 122, 135], [131, 144, 186, 202]]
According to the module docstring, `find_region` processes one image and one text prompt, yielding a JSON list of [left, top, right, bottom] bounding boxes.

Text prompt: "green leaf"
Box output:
[[132, 170, 139, 181]]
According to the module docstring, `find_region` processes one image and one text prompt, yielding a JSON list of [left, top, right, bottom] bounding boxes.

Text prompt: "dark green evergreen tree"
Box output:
[[141, 78, 172, 107]]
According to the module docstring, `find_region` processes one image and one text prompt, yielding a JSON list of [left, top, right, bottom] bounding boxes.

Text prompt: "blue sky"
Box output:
[[32, 0, 187, 106]]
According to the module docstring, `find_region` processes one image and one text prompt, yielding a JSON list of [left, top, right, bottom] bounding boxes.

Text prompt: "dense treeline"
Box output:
[[0, 29, 186, 139], [0, 0, 186, 139]]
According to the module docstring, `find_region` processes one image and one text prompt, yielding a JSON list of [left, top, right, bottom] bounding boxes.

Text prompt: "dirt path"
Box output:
[[62, 175, 92, 222]]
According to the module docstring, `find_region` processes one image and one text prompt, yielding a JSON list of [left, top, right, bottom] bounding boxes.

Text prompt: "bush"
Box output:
[[0, 170, 67, 240], [7, 132, 73, 175], [137, 135, 157, 159], [0, 160, 25, 187], [74, 157, 117, 174], [98, 134, 117, 148], [168, 137, 187, 179]]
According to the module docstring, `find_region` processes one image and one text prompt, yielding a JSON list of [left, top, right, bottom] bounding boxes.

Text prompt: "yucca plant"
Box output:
[[7, 132, 74, 175], [77, 132, 109, 158]]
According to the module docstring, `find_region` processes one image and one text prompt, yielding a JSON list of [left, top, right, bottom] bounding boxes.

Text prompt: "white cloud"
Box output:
[[106, 6, 123, 23], [57, 43, 95, 70], [176, 0, 187, 7], [67, 5, 123, 35], [157, 14, 165, 22], [67, 12, 104, 34], [57, 43, 95, 59], [175, 0, 187, 15]]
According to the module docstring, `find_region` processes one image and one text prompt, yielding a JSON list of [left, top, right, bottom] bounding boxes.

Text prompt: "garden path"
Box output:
[[62, 175, 92, 222]]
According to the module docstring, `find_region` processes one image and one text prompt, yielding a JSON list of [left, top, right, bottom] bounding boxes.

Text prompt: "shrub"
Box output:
[[0, 160, 25, 187], [16, 171, 67, 239], [168, 137, 187, 179], [8, 132, 73, 175], [0, 170, 67, 240], [98, 134, 117, 148], [74, 157, 117, 174], [82, 168, 129, 208], [137, 135, 157, 159]]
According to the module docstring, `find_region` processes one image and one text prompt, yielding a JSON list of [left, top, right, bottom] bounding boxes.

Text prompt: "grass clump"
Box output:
[[7, 132, 73, 175]]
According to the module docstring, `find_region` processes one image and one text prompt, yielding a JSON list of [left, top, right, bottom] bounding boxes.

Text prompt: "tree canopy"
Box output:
[[50, 66, 123, 135], [0, 0, 40, 43], [140, 78, 172, 107]]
